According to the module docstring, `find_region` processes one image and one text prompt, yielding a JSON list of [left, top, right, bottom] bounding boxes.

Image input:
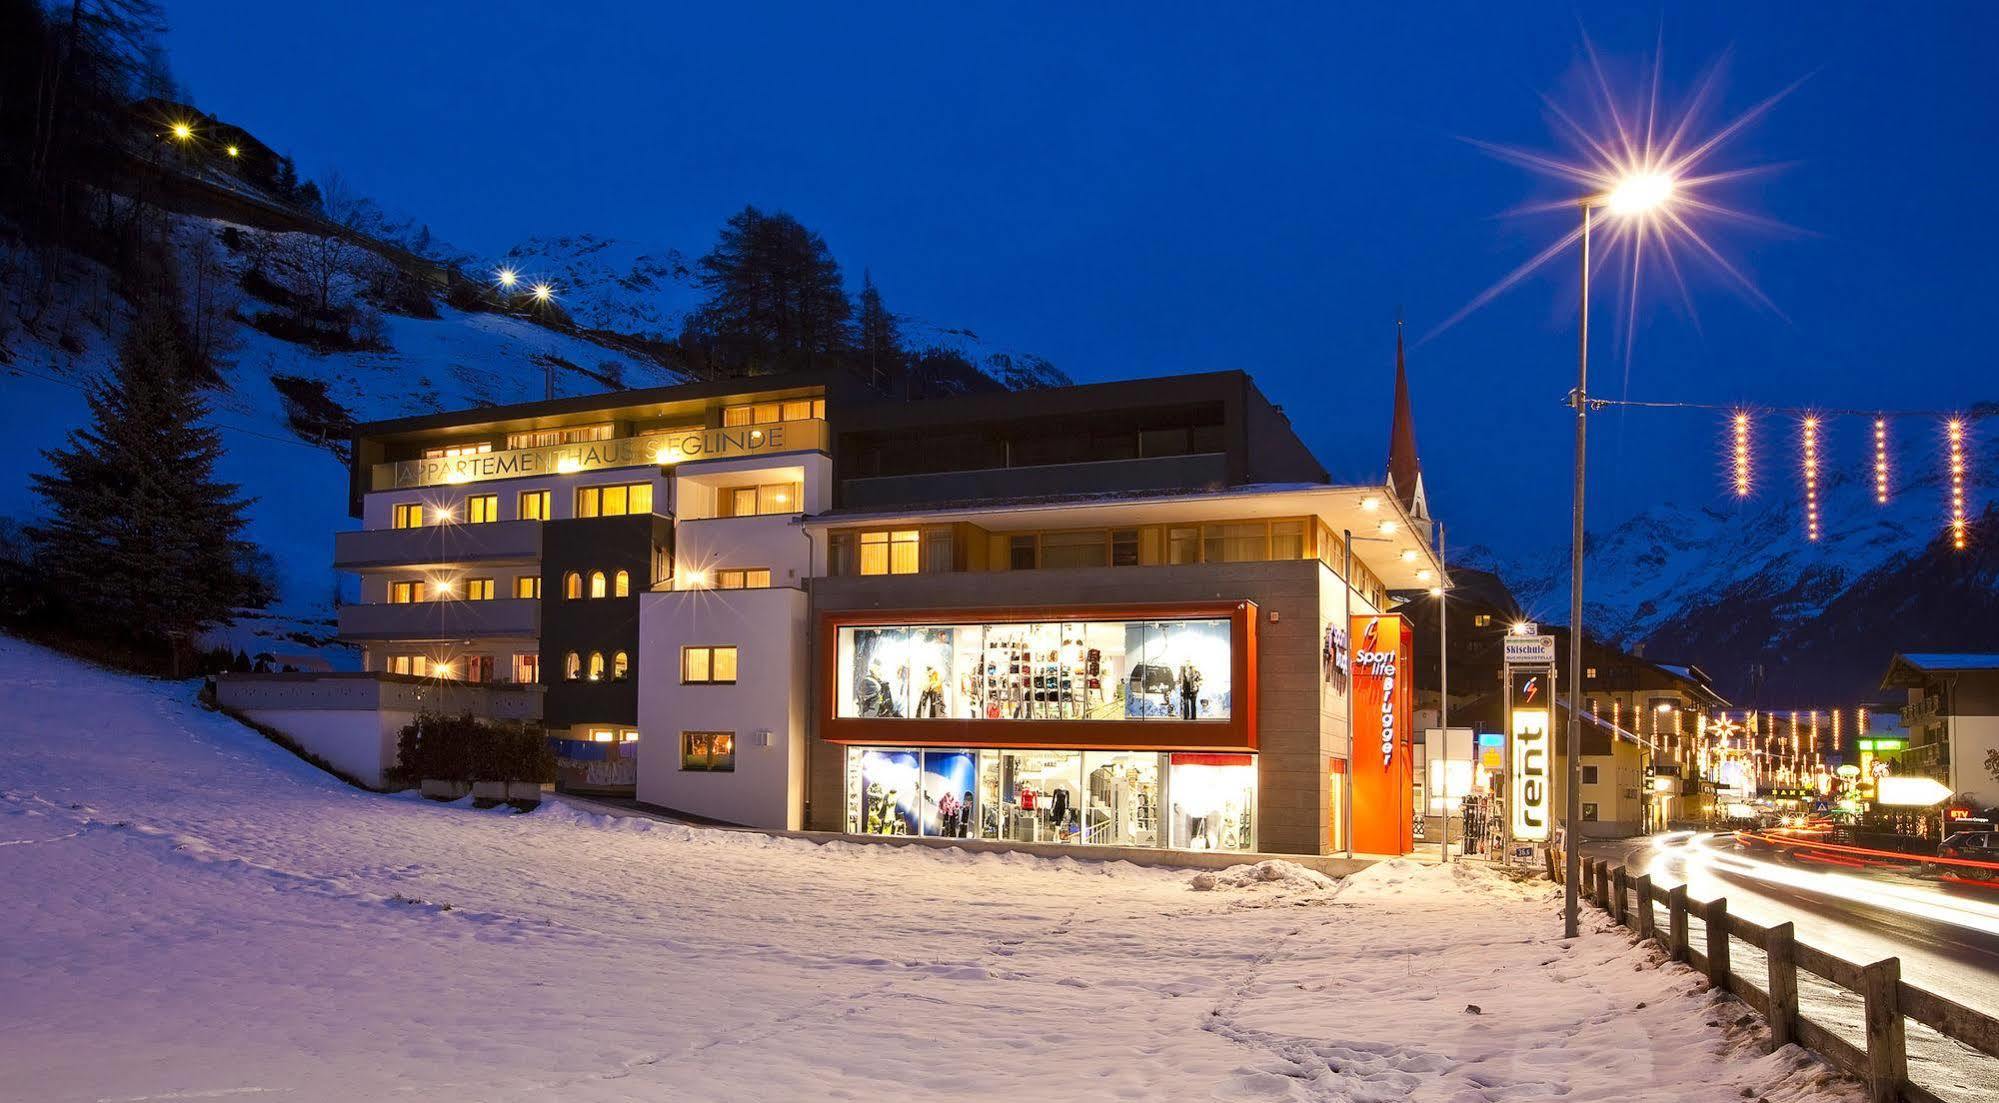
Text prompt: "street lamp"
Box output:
[[1563, 172, 1675, 937]]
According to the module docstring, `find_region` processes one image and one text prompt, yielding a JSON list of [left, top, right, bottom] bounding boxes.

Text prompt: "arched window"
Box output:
[[588, 651, 605, 681], [614, 569, 630, 597], [590, 570, 607, 598], [564, 651, 581, 680], [612, 651, 629, 679], [564, 571, 582, 600]]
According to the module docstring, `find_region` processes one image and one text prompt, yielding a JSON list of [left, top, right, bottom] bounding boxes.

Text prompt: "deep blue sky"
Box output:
[[165, 2, 1999, 558]]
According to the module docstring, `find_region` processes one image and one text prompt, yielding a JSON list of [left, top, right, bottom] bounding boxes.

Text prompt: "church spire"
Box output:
[[1387, 319, 1428, 521]]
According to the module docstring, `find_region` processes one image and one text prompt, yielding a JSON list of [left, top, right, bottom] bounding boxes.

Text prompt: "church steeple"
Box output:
[[1387, 320, 1428, 521]]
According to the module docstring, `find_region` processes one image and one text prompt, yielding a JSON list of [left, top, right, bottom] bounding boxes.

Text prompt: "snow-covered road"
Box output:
[[0, 637, 1859, 1102]]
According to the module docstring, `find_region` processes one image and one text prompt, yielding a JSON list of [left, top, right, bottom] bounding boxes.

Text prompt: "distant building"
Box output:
[[1880, 653, 1999, 808]]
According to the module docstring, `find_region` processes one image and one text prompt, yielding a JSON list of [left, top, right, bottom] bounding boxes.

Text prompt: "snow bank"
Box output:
[[0, 636, 1863, 1103], [1190, 859, 1339, 892]]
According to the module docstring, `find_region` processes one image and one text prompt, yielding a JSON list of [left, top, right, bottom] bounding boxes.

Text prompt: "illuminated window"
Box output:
[[612, 651, 629, 679], [385, 654, 430, 676], [1271, 520, 1306, 560], [1167, 526, 1199, 565], [392, 503, 423, 529], [855, 530, 920, 576], [724, 483, 801, 517], [588, 651, 605, 681], [722, 399, 821, 427], [422, 441, 493, 459], [515, 575, 542, 599], [1586, 667, 1599, 680], [591, 728, 616, 743], [614, 570, 630, 597], [463, 655, 494, 683], [681, 731, 736, 772], [717, 568, 772, 590], [564, 572, 582, 599], [466, 495, 499, 523], [1473, 614, 1492, 628], [589, 571, 607, 598], [576, 482, 653, 518], [682, 646, 738, 685], [1203, 522, 1267, 563], [518, 489, 551, 521], [620, 728, 640, 743], [564, 651, 581, 680], [1040, 530, 1107, 570], [506, 423, 612, 450], [389, 580, 427, 604], [464, 578, 495, 601], [512, 653, 539, 684]]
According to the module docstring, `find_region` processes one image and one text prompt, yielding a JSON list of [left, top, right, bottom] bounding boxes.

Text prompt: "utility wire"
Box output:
[[1581, 395, 1991, 420]]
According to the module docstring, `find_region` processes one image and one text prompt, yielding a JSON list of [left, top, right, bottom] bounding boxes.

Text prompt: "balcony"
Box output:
[[338, 598, 540, 641], [334, 519, 544, 572]]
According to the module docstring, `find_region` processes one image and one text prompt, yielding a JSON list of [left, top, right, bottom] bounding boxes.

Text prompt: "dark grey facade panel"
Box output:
[[538, 513, 670, 729]]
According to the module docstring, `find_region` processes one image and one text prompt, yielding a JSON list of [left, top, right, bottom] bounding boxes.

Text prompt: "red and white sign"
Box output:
[[1349, 614, 1413, 855]]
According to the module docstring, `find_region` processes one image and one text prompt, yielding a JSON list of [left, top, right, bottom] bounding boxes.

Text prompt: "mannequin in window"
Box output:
[[1177, 660, 1203, 720], [916, 666, 945, 718], [859, 659, 898, 717]]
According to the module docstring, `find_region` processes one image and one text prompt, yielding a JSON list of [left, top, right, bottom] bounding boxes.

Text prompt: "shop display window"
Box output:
[[844, 746, 1250, 852], [834, 617, 1230, 723], [1168, 753, 1255, 852], [1082, 752, 1159, 847], [979, 749, 1083, 844]]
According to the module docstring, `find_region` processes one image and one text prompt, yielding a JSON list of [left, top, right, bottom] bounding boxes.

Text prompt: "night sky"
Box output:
[[164, 2, 1999, 558]]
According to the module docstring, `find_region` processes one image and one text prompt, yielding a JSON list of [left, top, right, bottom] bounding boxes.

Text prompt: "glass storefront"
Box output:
[[834, 617, 1232, 723], [845, 747, 1253, 852]]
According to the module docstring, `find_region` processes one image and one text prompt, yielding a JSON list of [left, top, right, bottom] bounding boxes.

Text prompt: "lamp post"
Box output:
[[1430, 518, 1450, 864], [1564, 171, 1672, 938]]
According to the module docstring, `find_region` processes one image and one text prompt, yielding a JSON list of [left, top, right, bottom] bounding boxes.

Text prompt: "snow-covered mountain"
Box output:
[[1463, 411, 1999, 701], [1, 216, 684, 665]]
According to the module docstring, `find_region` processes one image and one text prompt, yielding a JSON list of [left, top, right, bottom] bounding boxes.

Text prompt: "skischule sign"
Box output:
[[379, 422, 813, 490]]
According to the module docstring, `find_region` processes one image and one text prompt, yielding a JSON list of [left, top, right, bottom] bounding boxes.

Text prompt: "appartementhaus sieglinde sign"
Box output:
[[377, 421, 821, 491]]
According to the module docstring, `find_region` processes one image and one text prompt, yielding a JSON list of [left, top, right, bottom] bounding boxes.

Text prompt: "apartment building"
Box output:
[[320, 366, 1442, 858]]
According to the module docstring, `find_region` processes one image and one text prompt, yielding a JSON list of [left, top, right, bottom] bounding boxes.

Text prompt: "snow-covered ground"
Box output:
[[0, 636, 1860, 1102]]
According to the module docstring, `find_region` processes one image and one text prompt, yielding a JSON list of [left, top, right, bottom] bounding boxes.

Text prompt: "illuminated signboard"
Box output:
[[1509, 669, 1551, 843], [376, 420, 824, 490], [1349, 615, 1413, 856]]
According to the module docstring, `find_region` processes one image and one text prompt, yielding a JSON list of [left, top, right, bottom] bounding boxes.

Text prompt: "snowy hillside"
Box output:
[[0, 635, 1863, 1103], [502, 231, 1073, 390], [1, 218, 685, 663]]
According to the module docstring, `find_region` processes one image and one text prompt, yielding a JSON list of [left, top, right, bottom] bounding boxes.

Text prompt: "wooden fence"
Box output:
[[1581, 857, 1998, 1103]]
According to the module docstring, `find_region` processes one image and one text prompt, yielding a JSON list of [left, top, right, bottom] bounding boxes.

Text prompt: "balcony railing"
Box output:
[[334, 519, 544, 571], [337, 598, 540, 641]]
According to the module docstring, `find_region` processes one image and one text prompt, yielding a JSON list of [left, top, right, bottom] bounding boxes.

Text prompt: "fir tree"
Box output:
[[27, 303, 267, 672], [855, 270, 904, 393], [685, 205, 852, 375]]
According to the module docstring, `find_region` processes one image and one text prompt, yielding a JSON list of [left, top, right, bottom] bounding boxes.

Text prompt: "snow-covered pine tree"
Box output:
[[27, 302, 267, 674]]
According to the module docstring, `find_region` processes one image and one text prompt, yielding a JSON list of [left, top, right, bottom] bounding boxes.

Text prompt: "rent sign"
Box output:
[[1508, 669, 1551, 843]]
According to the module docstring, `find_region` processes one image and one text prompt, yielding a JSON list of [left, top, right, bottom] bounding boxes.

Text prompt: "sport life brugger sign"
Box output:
[[1509, 668, 1551, 843], [1352, 616, 1406, 768], [385, 423, 804, 490]]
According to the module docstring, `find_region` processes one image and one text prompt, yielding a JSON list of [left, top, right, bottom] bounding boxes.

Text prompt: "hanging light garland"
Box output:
[[1731, 411, 1753, 498], [1874, 418, 1890, 504], [1948, 418, 1970, 550], [1802, 416, 1822, 541]]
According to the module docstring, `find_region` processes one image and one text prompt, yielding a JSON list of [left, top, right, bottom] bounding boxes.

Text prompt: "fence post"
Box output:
[[1595, 860, 1610, 909], [1765, 921, 1798, 1051], [1612, 865, 1629, 927], [1668, 885, 1689, 962], [1582, 860, 1595, 899], [1861, 958, 1907, 1103], [1634, 874, 1654, 940], [1705, 897, 1730, 988]]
